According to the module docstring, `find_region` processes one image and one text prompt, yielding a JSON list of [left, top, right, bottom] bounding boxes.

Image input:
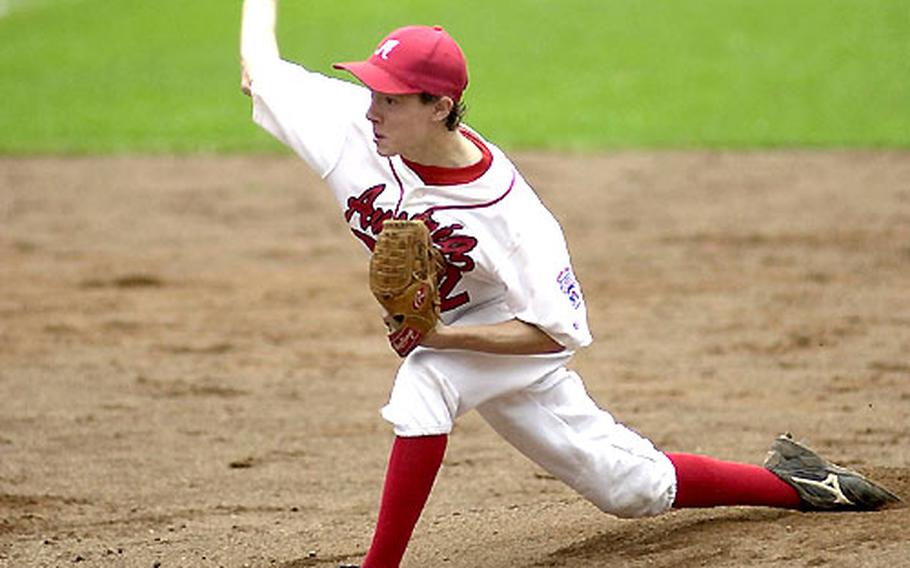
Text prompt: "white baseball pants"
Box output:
[[381, 348, 677, 518]]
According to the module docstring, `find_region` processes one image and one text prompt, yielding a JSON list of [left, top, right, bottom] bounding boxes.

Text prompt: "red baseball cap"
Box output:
[[333, 25, 468, 102]]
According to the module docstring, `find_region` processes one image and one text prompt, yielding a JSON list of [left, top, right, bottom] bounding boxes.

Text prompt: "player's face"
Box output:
[[366, 92, 440, 159]]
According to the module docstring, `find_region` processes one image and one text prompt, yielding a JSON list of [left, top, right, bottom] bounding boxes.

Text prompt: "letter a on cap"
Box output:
[[374, 39, 400, 60]]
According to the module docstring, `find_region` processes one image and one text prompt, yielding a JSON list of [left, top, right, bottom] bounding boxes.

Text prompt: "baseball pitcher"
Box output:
[[239, 2, 900, 566]]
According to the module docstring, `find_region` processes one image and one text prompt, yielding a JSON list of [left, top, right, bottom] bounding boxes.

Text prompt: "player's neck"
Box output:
[[401, 129, 482, 169]]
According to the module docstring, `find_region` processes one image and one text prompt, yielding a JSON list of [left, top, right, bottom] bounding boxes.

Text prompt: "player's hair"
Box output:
[[419, 93, 466, 131]]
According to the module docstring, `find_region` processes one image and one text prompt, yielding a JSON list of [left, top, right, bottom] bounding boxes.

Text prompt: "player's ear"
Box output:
[[432, 96, 455, 123]]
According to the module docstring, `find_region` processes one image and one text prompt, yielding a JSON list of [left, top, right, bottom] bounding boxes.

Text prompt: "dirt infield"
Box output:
[[1, 153, 908, 567]]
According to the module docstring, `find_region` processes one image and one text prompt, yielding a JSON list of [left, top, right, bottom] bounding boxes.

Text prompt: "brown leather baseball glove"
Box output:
[[370, 219, 444, 357]]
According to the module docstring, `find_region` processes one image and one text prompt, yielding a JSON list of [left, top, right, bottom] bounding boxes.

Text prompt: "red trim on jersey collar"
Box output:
[[402, 129, 492, 186]]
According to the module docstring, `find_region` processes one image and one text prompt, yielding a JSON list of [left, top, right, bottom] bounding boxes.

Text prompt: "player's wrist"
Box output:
[[419, 324, 454, 350]]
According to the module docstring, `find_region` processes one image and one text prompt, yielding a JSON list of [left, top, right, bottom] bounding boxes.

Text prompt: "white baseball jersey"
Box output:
[[249, 58, 676, 518], [251, 58, 591, 350]]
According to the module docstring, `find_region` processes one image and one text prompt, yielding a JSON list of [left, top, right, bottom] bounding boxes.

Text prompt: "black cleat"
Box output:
[[763, 433, 901, 511]]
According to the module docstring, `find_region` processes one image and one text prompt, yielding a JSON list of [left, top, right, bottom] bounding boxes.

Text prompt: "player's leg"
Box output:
[[361, 434, 447, 568], [358, 349, 458, 568], [666, 435, 900, 510], [477, 367, 800, 516], [476, 368, 677, 518], [358, 348, 564, 567], [665, 451, 801, 508], [476, 368, 897, 514]]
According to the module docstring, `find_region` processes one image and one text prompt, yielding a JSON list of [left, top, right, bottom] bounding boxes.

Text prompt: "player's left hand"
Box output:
[[369, 220, 443, 357]]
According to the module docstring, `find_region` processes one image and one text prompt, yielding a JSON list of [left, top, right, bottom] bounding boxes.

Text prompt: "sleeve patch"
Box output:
[[557, 267, 584, 310]]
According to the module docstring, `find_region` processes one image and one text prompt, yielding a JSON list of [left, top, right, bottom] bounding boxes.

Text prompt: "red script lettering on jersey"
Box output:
[[345, 184, 477, 312]]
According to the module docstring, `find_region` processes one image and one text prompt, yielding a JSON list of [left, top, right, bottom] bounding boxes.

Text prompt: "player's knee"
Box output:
[[381, 349, 460, 436], [594, 489, 667, 518], [584, 464, 676, 518]]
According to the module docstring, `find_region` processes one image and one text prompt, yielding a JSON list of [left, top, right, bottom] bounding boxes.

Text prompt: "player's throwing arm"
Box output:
[[240, 0, 280, 96]]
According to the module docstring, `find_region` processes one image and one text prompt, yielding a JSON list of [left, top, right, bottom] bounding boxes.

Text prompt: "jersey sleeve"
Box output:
[[248, 58, 370, 178], [494, 210, 593, 351]]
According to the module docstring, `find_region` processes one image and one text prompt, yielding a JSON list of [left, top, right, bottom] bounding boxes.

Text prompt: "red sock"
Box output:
[[362, 435, 447, 568], [667, 452, 801, 509]]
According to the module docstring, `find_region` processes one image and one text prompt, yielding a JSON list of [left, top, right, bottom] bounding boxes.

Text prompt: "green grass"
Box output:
[[1, 0, 908, 153]]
